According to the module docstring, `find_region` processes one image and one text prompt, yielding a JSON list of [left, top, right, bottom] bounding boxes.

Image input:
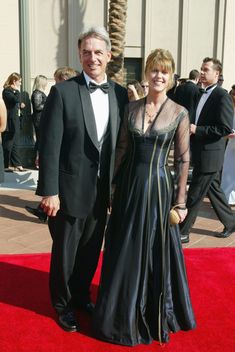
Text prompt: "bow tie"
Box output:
[[200, 84, 217, 94], [88, 81, 109, 94]]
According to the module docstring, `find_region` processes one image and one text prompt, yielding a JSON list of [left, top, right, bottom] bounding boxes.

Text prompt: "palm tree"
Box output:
[[107, 0, 128, 85]]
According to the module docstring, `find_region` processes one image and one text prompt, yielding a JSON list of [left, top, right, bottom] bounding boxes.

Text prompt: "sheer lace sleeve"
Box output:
[[113, 105, 131, 183], [32, 90, 46, 112], [173, 111, 190, 205]]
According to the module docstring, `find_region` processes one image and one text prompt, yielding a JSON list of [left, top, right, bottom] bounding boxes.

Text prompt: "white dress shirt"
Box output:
[[83, 71, 109, 144], [195, 84, 217, 124]]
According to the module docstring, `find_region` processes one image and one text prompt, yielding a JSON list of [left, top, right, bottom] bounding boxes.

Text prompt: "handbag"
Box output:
[[169, 204, 186, 225]]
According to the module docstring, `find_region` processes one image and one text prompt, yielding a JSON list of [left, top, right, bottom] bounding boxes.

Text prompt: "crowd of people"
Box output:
[[1, 25, 235, 346]]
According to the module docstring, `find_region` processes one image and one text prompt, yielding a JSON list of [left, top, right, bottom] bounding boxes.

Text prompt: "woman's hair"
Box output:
[[54, 66, 78, 82], [127, 80, 145, 99], [78, 26, 111, 51], [3, 72, 21, 88], [144, 49, 175, 90], [32, 75, 48, 91]]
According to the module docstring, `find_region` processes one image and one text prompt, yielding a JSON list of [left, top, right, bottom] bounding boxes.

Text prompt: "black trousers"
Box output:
[[48, 178, 109, 314], [180, 169, 235, 236], [2, 130, 22, 168]]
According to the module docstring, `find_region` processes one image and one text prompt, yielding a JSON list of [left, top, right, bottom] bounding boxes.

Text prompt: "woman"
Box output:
[[0, 98, 7, 183], [221, 85, 235, 204], [2, 72, 25, 171], [127, 79, 145, 101], [31, 75, 47, 168], [93, 49, 196, 345]]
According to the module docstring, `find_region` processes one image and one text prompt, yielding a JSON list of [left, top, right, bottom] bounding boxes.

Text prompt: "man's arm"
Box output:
[[194, 93, 234, 138], [36, 85, 64, 201]]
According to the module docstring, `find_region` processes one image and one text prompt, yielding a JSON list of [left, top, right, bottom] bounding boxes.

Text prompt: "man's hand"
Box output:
[[40, 195, 60, 217], [190, 123, 197, 135]]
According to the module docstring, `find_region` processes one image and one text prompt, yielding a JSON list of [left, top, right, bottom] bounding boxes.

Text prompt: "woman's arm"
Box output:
[[0, 98, 7, 132]]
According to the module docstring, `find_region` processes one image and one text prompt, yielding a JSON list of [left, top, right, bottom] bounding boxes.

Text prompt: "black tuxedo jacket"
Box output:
[[36, 73, 128, 217], [191, 86, 233, 173], [173, 81, 200, 122]]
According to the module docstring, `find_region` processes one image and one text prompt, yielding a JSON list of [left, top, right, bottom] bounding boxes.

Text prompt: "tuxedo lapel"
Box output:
[[197, 87, 217, 124], [108, 80, 119, 150], [78, 74, 99, 150]]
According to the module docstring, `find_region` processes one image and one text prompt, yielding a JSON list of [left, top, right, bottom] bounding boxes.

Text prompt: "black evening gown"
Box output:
[[93, 98, 196, 345]]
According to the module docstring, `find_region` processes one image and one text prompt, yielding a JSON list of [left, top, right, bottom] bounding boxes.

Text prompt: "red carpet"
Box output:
[[0, 248, 235, 352]]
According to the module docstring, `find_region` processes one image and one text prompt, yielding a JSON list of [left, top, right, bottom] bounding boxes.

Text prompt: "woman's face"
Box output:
[[14, 79, 22, 89], [146, 67, 170, 94]]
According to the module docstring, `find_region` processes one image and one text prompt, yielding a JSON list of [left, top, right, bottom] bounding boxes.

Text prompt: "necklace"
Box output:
[[145, 97, 168, 124], [145, 109, 159, 124]]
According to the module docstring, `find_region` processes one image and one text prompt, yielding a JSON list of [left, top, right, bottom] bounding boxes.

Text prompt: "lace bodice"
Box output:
[[114, 98, 190, 204]]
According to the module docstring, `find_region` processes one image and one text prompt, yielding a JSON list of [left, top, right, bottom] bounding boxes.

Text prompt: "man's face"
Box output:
[[200, 61, 220, 87], [79, 36, 111, 83]]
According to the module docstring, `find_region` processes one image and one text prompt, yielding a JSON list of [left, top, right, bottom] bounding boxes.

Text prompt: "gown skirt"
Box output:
[[93, 133, 196, 345]]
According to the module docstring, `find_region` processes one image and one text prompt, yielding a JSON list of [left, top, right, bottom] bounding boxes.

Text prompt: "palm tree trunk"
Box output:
[[107, 0, 127, 85]]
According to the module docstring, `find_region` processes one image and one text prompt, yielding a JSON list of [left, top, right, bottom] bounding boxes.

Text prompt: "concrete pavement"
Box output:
[[0, 169, 235, 254]]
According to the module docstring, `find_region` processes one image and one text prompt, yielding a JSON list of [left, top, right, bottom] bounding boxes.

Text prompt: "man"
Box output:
[[172, 69, 200, 122], [180, 57, 235, 244], [36, 26, 128, 331]]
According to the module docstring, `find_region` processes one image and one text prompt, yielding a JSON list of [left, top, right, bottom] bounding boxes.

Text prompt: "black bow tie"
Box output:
[[200, 84, 217, 94], [88, 81, 109, 94]]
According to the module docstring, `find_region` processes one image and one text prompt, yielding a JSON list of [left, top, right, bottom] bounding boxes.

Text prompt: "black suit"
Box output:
[[172, 81, 200, 122], [37, 73, 128, 314], [180, 86, 235, 236]]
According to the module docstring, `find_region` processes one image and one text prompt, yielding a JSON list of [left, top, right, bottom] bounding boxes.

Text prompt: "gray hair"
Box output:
[[78, 26, 111, 51]]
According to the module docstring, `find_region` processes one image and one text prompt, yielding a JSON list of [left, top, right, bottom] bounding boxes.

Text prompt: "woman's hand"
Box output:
[[177, 208, 188, 223]]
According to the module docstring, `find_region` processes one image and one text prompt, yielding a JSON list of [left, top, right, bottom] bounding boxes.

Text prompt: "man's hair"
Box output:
[[189, 69, 199, 80], [203, 57, 222, 74], [78, 26, 111, 51]]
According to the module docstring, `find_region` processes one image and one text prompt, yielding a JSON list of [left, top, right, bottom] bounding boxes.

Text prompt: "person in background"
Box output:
[[166, 73, 180, 99], [36, 26, 128, 332], [217, 73, 224, 87], [172, 69, 200, 122], [221, 85, 235, 204], [180, 57, 235, 243], [0, 98, 7, 183], [127, 79, 145, 101], [140, 79, 149, 96], [93, 48, 196, 345], [2, 72, 26, 172], [54, 66, 78, 83], [31, 75, 48, 169]]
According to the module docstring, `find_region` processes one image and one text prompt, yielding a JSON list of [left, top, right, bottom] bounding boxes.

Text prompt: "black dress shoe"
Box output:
[[58, 311, 79, 332], [215, 226, 235, 238], [181, 234, 190, 244], [25, 205, 47, 222]]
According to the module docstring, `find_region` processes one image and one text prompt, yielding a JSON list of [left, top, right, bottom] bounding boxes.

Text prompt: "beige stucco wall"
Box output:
[[0, 0, 20, 90], [0, 0, 235, 94]]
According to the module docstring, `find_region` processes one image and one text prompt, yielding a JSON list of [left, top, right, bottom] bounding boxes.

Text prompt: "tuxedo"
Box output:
[[172, 81, 200, 122], [37, 73, 128, 313], [180, 85, 235, 237]]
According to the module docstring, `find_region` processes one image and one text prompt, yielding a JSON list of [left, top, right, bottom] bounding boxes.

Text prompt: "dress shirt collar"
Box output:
[[83, 71, 108, 88]]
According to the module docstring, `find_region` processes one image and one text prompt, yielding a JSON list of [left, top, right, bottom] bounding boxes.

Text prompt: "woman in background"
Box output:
[[127, 79, 145, 101], [2, 72, 25, 171], [0, 98, 7, 183], [221, 85, 235, 204], [31, 75, 48, 168]]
